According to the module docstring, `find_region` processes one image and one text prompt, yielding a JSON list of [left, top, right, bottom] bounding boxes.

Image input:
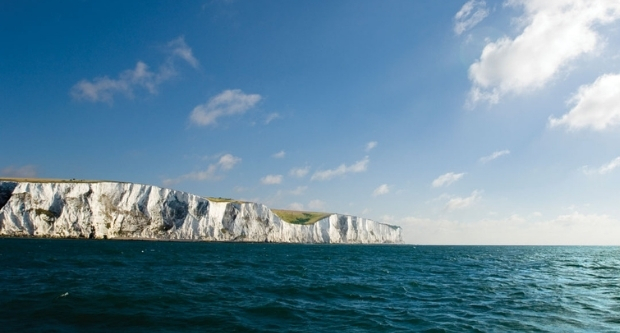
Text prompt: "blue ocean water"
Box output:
[[0, 239, 618, 332]]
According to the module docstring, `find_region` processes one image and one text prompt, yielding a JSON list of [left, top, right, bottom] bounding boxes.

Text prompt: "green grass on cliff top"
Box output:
[[271, 209, 331, 225], [207, 197, 247, 204]]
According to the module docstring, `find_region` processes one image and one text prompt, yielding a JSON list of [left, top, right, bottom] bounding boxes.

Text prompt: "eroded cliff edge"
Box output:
[[0, 180, 402, 244]]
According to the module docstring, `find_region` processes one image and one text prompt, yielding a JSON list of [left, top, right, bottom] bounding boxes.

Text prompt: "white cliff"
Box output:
[[0, 180, 402, 244]]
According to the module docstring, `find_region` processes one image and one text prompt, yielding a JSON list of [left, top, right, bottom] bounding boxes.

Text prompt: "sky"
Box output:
[[2, 0, 620, 244]]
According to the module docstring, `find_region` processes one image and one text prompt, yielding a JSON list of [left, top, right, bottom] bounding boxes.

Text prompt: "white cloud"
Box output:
[[272, 150, 285, 159], [454, 0, 489, 35], [308, 199, 326, 211], [445, 190, 481, 211], [265, 113, 280, 124], [431, 172, 465, 188], [162, 153, 240, 186], [289, 166, 310, 178], [549, 73, 620, 131], [189, 89, 262, 126], [167, 36, 199, 69], [217, 154, 241, 170], [583, 156, 620, 175], [71, 63, 146, 103], [261, 174, 283, 185], [399, 212, 620, 245], [288, 202, 304, 211], [479, 149, 510, 163], [1, 165, 37, 178], [468, 0, 620, 106], [373, 184, 390, 197], [71, 37, 198, 103], [311, 156, 369, 181], [290, 186, 307, 196], [365, 141, 378, 152], [599, 157, 620, 174]]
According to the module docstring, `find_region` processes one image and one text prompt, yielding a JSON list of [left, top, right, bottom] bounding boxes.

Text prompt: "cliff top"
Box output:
[[271, 209, 332, 225]]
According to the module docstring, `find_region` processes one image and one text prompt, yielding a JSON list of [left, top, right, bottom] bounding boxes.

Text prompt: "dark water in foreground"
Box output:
[[1, 239, 619, 332]]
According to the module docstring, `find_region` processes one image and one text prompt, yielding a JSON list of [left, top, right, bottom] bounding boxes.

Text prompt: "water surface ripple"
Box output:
[[1, 239, 618, 332]]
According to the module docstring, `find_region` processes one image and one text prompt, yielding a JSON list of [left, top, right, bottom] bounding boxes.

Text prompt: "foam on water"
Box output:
[[1, 239, 618, 332]]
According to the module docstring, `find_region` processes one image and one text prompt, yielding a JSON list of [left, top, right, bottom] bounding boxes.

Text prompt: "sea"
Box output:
[[0, 239, 618, 332]]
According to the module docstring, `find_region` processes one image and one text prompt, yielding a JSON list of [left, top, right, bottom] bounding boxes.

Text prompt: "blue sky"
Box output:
[[2, 0, 620, 244]]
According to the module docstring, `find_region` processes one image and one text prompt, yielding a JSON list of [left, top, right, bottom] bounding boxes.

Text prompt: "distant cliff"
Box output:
[[0, 180, 402, 244]]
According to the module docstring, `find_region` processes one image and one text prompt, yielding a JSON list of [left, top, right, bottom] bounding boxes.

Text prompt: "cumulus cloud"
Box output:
[[261, 174, 283, 185], [454, 0, 489, 35], [272, 150, 286, 159], [71, 36, 198, 103], [163, 153, 240, 186], [432, 172, 465, 188], [217, 154, 242, 170], [189, 89, 262, 126], [598, 157, 620, 174], [468, 0, 620, 106], [1, 165, 37, 178], [583, 156, 620, 175], [480, 149, 510, 163], [167, 36, 199, 68], [365, 141, 378, 152], [445, 190, 481, 211], [311, 156, 369, 181], [373, 184, 390, 197], [289, 166, 310, 178], [549, 73, 620, 131], [71, 62, 148, 103], [399, 212, 620, 245]]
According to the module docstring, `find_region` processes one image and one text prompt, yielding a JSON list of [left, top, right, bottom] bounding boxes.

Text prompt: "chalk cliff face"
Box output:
[[0, 181, 402, 244]]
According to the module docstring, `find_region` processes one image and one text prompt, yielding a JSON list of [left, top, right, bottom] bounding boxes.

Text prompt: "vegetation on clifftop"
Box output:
[[272, 209, 331, 225], [207, 197, 247, 204]]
